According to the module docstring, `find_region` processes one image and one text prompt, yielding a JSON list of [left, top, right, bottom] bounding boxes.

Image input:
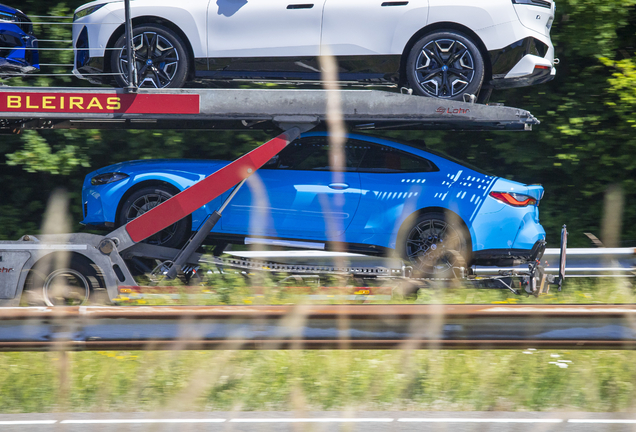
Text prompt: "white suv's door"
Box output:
[[207, 0, 326, 58], [321, 0, 429, 56]]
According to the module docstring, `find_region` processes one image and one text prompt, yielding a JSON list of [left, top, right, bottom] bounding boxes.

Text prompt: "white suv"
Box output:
[[72, 0, 556, 100]]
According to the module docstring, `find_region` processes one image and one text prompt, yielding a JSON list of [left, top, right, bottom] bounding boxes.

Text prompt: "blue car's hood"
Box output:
[[88, 158, 229, 178]]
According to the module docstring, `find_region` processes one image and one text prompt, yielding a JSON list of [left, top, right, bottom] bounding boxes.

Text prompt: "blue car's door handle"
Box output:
[[328, 183, 349, 190]]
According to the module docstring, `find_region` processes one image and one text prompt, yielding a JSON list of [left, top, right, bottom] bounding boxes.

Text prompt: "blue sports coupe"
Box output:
[[0, 3, 39, 75], [82, 132, 546, 275]]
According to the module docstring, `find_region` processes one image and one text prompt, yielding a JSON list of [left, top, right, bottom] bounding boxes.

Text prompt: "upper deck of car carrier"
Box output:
[[0, 87, 538, 132]]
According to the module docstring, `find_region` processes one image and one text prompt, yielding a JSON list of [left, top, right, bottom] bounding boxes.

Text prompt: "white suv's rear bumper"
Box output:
[[492, 53, 556, 89]]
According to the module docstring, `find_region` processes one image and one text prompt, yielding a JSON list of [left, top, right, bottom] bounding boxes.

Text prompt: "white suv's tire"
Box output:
[[406, 30, 485, 100], [111, 24, 190, 88]]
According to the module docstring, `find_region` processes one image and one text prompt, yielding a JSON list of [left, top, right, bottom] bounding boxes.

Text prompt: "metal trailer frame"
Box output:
[[0, 86, 539, 132], [0, 0, 561, 306]]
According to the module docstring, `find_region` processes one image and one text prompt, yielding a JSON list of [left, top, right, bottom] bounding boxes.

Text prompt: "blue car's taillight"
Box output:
[[490, 191, 537, 207]]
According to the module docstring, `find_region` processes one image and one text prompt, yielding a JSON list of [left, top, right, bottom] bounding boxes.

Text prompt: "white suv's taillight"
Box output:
[[512, 0, 551, 8]]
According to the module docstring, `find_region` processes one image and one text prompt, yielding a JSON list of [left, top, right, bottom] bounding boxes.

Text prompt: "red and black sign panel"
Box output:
[[0, 92, 200, 114]]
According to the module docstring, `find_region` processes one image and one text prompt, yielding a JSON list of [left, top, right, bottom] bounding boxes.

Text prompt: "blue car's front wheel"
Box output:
[[399, 212, 469, 277], [118, 186, 190, 249]]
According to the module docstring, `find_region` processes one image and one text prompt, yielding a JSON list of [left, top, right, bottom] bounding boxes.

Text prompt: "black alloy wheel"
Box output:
[[406, 31, 484, 100], [112, 24, 190, 88], [118, 186, 190, 249], [399, 212, 469, 277]]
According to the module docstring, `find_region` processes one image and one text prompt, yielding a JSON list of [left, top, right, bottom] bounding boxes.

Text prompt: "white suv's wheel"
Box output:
[[406, 31, 485, 100], [112, 24, 190, 88]]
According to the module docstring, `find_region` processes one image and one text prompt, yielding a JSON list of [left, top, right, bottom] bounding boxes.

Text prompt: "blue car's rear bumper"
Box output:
[[473, 239, 547, 266]]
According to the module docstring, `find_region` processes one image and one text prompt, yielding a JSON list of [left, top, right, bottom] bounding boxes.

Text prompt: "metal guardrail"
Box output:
[[2, 305, 636, 351], [475, 247, 636, 277]]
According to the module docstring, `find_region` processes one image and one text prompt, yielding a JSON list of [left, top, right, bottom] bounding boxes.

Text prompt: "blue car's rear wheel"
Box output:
[[406, 31, 484, 100], [111, 24, 190, 89], [118, 186, 190, 249], [399, 212, 469, 277]]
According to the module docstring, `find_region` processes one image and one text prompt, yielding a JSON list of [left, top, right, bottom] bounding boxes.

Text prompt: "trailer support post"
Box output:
[[124, 0, 137, 91], [164, 179, 247, 280]]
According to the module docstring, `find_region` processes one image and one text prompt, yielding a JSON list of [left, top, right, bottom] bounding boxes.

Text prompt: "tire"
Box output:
[[118, 186, 190, 249], [476, 86, 493, 104], [111, 24, 190, 88], [22, 254, 109, 306], [406, 31, 485, 100], [397, 212, 470, 277], [392, 279, 424, 300]]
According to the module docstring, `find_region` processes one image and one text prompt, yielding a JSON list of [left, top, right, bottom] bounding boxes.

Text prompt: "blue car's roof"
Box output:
[[89, 132, 493, 179], [302, 131, 492, 176], [303, 131, 423, 153]]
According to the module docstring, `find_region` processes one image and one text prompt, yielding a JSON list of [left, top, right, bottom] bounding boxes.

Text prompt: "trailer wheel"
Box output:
[[397, 212, 470, 278], [406, 30, 484, 100], [111, 24, 190, 88], [392, 279, 424, 300], [22, 254, 109, 306], [118, 186, 190, 248]]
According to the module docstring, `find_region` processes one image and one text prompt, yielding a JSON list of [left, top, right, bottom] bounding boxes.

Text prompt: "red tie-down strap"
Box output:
[[125, 128, 300, 244]]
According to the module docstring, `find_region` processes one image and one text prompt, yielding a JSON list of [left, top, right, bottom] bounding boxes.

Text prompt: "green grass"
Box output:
[[2, 349, 636, 413], [3, 276, 634, 414]]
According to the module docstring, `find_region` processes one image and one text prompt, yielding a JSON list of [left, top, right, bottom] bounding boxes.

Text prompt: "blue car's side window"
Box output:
[[357, 143, 439, 173], [263, 137, 365, 171]]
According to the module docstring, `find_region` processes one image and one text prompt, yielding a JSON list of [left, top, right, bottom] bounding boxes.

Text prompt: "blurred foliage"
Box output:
[[0, 0, 635, 248], [6, 130, 89, 175]]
